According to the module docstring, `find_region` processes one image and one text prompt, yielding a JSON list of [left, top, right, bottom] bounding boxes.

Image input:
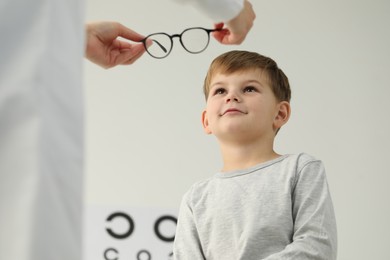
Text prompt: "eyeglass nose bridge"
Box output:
[[169, 34, 181, 52], [171, 34, 181, 39]]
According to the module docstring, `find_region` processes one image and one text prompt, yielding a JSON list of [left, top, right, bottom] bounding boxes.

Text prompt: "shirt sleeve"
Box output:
[[172, 0, 244, 22], [173, 188, 206, 260], [263, 160, 338, 260]]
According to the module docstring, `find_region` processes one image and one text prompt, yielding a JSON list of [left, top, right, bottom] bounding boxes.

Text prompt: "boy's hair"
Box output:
[[203, 50, 291, 102]]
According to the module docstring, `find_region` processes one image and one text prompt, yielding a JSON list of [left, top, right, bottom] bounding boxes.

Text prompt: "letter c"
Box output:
[[106, 212, 135, 239]]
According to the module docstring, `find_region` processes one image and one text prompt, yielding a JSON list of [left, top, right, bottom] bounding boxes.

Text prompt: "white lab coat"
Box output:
[[0, 0, 85, 259], [176, 0, 244, 22], [0, 0, 242, 259]]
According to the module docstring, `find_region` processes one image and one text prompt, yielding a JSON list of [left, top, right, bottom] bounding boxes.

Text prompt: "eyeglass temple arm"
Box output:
[[207, 28, 223, 33], [150, 39, 168, 53], [140, 38, 168, 53]]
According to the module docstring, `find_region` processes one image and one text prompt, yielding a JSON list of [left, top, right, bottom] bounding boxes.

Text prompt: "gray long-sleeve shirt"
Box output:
[[173, 153, 337, 259]]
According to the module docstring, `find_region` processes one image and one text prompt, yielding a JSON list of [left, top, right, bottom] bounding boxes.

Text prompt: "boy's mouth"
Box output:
[[221, 108, 246, 116]]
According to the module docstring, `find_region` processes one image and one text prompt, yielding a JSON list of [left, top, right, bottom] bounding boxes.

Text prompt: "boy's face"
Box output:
[[202, 69, 290, 143]]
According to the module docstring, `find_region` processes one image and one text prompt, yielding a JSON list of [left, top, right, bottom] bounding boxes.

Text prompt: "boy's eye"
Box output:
[[244, 86, 257, 92], [214, 88, 226, 95]]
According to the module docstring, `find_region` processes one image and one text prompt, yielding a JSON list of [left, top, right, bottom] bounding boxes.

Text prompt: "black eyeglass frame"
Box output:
[[140, 27, 221, 59]]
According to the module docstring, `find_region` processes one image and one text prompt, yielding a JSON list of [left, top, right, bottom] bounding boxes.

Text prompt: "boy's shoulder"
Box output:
[[181, 176, 215, 209], [283, 152, 322, 167], [185, 175, 214, 197], [280, 153, 325, 175]]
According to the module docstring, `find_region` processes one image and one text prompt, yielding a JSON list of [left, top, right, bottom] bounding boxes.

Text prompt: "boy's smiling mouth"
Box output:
[[221, 108, 247, 116]]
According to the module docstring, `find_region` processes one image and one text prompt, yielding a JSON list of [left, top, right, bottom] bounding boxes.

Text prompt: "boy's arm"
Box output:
[[173, 190, 205, 260], [263, 160, 338, 260]]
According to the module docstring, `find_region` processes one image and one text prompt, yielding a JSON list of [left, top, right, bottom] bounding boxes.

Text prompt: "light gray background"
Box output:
[[84, 0, 390, 259]]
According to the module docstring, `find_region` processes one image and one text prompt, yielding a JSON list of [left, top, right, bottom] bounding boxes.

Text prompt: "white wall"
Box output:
[[84, 0, 390, 259]]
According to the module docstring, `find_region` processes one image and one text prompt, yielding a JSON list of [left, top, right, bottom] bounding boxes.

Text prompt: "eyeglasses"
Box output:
[[140, 27, 220, 59]]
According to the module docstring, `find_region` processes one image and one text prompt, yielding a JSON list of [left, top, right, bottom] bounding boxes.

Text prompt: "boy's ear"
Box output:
[[273, 101, 291, 130], [201, 110, 212, 134]]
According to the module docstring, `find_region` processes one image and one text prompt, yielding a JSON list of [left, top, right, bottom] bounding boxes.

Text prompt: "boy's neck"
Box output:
[[219, 138, 280, 172]]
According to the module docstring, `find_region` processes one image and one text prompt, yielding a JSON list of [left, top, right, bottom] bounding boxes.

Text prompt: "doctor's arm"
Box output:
[[263, 161, 338, 260], [213, 0, 255, 44], [175, 0, 255, 44], [85, 21, 150, 69]]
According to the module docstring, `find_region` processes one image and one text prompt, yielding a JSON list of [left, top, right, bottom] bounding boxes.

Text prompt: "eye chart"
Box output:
[[84, 206, 178, 260]]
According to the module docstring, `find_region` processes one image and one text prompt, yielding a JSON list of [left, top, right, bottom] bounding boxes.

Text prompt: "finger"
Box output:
[[213, 28, 247, 45], [145, 38, 153, 48], [214, 22, 224, 30], [116, 37, 152, 53], [212, 29, 230, 44], [116, 23, 146, 42], [120, 44, 147, 65]]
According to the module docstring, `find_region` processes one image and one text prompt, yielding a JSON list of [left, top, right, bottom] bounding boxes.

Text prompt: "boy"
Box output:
[[173, 50, 337, 259]]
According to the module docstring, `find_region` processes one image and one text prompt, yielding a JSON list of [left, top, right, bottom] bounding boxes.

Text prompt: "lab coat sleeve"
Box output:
[[263, 160, 338, 260], [172, 0, 244, 22]]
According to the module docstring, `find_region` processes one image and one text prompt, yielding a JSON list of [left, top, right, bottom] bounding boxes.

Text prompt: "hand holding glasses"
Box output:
[[140, 27, 221, 59]]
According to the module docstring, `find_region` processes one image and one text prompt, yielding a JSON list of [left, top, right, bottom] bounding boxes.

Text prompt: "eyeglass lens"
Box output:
[[145, 33, 172, 59], [180, 28, 210, 54], [145, 28, 211, 59]]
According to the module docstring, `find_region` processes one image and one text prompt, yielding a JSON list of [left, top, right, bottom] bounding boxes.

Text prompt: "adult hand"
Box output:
[[212, 0, 255, 45], [85, 21, 150, 69]]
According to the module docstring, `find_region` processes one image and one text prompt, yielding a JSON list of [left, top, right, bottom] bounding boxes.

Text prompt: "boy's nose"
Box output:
[[226, 97, 239, 103], [226, 92, 240, 103]]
